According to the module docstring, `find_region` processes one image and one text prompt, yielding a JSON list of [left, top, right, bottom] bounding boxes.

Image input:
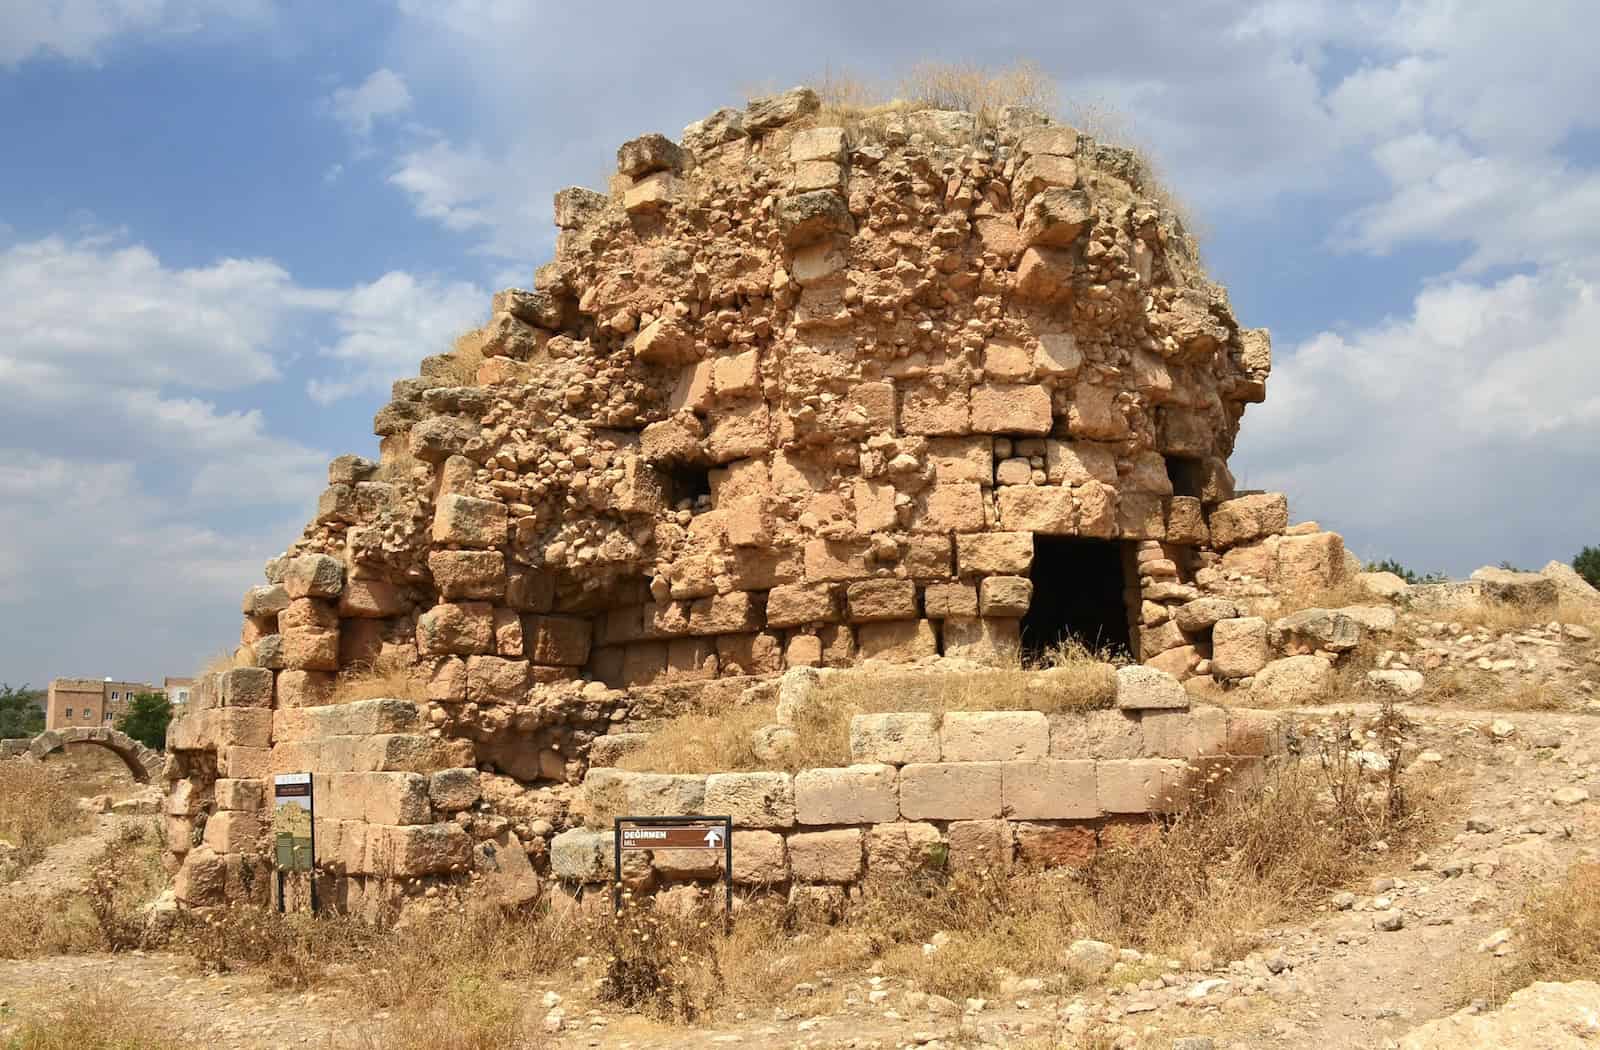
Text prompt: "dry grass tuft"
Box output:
[[0, 760, 90, 877], [438, 327, 487, 386], [1440, 599, 1600, 634], [896, 59, 1059, 123], [1461, 862, 1600, 1006], [619, 645, 1117, 774], [327, 652, 429, 705], [0, 820, 167, 958], [1, 992, 195, 1050]]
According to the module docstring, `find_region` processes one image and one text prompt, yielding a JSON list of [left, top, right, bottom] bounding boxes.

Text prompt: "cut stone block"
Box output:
[[848, 713, 940, 765], [898, 762, 1004, 820], [864, 821, 944, 876], [787, 828, 863, 883], [794, 764, 899, 824], [1096, 759, 1190, 814], [940, 711, 1049, 762], [704, 771, 796, 829], [1001, 759, 1100, 819], [1115, 665, 1189, 711], [857, 620, 938, 663], [946, 819, 1013, 871]]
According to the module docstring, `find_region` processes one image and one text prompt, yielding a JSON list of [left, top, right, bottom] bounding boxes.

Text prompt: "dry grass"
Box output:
[[897, 59, 1059, 123], [0, 820, 167, 958], [0, 760, 90, 877], [438, 327, 486, 386], [1269, 579, 1378, 619], [1440, 599, 1600, 634], [1, 992, 196, 1050], [618, 644, 1117, 774], [1462, 862, 1600, 1006], [327, 652, 429, 705]]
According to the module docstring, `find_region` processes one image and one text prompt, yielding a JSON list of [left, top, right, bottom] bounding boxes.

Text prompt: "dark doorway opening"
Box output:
[[665, 464, 712, 507], [1022, 537, 1133, 659], [1165, 455, 1205, 499]]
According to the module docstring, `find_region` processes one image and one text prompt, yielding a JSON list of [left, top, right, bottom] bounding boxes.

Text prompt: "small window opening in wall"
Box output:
[[1165, 455, 1205, 499], [665, 464, 712, 509], [1022, 537, 1134, 659]]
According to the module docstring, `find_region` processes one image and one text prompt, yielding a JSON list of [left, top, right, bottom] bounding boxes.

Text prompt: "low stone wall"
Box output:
[[551, 674, 1282, 899]]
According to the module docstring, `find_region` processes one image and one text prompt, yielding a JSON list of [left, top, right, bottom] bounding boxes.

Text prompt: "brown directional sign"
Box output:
[[618, 821, 727, 850]]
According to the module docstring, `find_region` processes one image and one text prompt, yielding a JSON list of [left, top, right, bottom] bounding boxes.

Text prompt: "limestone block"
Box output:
[[219, 667, 273, 708], [1146, 645, 1200, 677], [1046, 441, 1116, 485], [946, 819, 1013, 872], [202, 811, 261, 854], [550, 828, 614, 882], [915, 483, 986, 532], [466, 655, 529, 704], [1250, 655, 1334, 706], [651, 845, 723, 879], [1172, 597, 1239, 633], [924, 582, 979, 618], [1117, 492, 1166, 541], [1097, 759, 1189, 814], [417, 602, 494, 656], [775, 189, 852, 246], [899, 535, 953, 579], [1115, 665, 1189, 711], [941, 711, 1049, 762], [506, 567, 556, 612], [213, 778, 266, 812], [279, 597, 337, 633], [1225, 709, 1283, 756], [1276, 532, 1349, 592], [616, 132, 683, 177], [730, 830, 787, 885], [704, 772, 796, 829], [707, 398, 771, 462], [242, 584, 290, 618], [857, 620, 938, 663], [787, 828, 863, 883], [927, 436, 994, 485], [353, 772, 432, 825], [979, 576, 1033, 617], [665, 637, 717, 681], [983, 339, 1032, 381], [431, 495, 508, 550], [794, 764, 899, 825], [1048, 709, 1143, 760], [864, 821, 943, 876], [1208, 493, 1288, 550], [766, 583, 837, 627], [847, 579, 918, 623], [221, 746, 271, 780], [715, 632, 782, 676], [849, 713, 940, 765], [899, 381, 970, 435], [428, 550, 507, 601], [1015, 821, 1097, 867], [1271, 608, 1361, 654], [214, 709, 271, 749], [624, 171, 681, 213], [1140, 621, 1183, 661], [1368, 669, 1425, 697], [492, 607, 523, 656], [970, 384, 1052, 435], [784, 633, 822, 668], [689, 591, 762, 635], [804, 538, 874, 582], [1210, 617, 1269, 679], [1014, 246, 1074, 301], [428, 768, 481, 812], [899, 762, 1004, 820], [524, 615, 593, 666], [377, 823, 471, 877], [1066, 385, 1128, 441], [941, 616, 1020, 664], [956, 532, 1034, 576], [282, 555, 344, 599], [997, 486, 1075, 534], [1166, 496, 1209, 545], [173, 847, 227, 906], [790, 125, 847, 162], [1020, 187, 1093, 247], [1001, 759, 1099, 819]]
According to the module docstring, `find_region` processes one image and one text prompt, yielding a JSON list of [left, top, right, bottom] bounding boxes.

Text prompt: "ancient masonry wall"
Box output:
[[161, 87, 1352, 911]]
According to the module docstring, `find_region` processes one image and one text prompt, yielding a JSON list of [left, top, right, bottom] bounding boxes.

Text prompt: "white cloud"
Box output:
[[326, 68, 413, 137], [0, 0, 270, 68], [1235, 264, 1600, 574], [308, 270, 486, 403], [387, 138, 554, 259]]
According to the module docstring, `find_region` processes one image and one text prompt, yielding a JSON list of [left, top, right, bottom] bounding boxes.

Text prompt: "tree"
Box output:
[[1363, 558, 1447, 585], [117, 692, 173, 751], [0, 683, 45, 739], [1576, 546, 1600, 589]]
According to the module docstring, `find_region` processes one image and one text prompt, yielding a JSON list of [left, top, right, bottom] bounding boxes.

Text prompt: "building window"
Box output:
[[104, 712, 114, 721], [110, 691, 119, 700], [178, 691, 189, 702], [65, 707, 72, 718]]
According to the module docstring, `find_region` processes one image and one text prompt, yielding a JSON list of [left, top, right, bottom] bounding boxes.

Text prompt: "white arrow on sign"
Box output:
[[703, 827, 725, 847]]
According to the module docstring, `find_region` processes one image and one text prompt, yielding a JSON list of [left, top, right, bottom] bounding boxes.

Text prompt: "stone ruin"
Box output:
[[160, 87, 1375, 916]]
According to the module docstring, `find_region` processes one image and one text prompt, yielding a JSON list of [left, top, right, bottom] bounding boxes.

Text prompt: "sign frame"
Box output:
[[612, 814, 733, 925], [272, 772, 319, 915]]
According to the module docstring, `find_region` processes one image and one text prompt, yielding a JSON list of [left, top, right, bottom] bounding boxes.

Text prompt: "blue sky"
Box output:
[[2, 0, 1598, 688]]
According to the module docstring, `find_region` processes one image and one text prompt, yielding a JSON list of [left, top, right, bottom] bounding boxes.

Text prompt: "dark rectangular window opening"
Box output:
[[1021, 537, 1134, 660], [1165, 455, 1205, 499], [665, 464, 712, 507]]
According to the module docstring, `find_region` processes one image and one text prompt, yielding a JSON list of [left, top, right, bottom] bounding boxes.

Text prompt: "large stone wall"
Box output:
[[162, 87, 1362, 912]]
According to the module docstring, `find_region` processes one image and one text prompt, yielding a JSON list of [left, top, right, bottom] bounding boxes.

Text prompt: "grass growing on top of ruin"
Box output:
[[616, 642, 1117, 774], [327, 652, 430, 705], [0, 760, 90, 879]]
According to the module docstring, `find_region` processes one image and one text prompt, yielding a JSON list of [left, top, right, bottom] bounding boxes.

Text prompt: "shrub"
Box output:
[[0, 683, 45, 739], [1574, 545, 1600, 588], [116, 691, 173, 750]]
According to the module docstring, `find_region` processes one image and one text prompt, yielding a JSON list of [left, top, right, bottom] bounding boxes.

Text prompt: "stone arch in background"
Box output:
[[22, 727, 161, 783]]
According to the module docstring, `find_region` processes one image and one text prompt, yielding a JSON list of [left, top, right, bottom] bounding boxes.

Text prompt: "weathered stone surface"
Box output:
[[979, 576, 1033, 617], [432, 495, 508, 549], [1014, 822, 1096, 867], [1210, 617, 1269, 679], [849, 713, 940, 764], [1397, 980, 1600, 1050], [704, 772, 795, 829], [857, 620, 938, 662], [794, 765, 898, 825], [946, 819, 1012, 871], [846, 579, 918, 622], [282, 555, 344, 599], [1115, 665, 1189, 711], [787, 828, 863, 883], [428, 768, 481, 812], [1471, 566, 1560, 609], [1251, 655, 1335, 706], [1208, 493, 1288, 549], [1172, 597, 1239, 633], [1271, 608, 1361, 654], [1002, 759, 1099, 819], [730, 830, 787, 885], [1097, 759, 1189, 813], [865, 821, 943, 876], [940, 711, 1049, 762], [899, 762, 1003, 820]]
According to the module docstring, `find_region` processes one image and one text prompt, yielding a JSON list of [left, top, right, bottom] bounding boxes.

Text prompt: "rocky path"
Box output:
[[0, 707, 1594, 1050], [0, 812, 141, 902]]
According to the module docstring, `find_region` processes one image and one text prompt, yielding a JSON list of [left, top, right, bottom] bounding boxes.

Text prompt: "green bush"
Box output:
[[0, 683, 45, 740], [1363, 558, 1447, 585], [1574, 546, 1600, 589], [115, 692, 172, 750]]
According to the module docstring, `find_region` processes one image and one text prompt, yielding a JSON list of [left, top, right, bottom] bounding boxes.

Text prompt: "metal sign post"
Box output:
[[272, 772, 317, 915], [613, 815, 733, 927]]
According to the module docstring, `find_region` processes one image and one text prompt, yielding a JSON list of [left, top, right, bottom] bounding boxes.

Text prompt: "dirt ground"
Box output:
[[0, 704, 1595, 1050]]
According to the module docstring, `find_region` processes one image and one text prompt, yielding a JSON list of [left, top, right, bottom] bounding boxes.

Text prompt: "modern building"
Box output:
[[164, 677, 195, 709], [44, 677, 160, 731]]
